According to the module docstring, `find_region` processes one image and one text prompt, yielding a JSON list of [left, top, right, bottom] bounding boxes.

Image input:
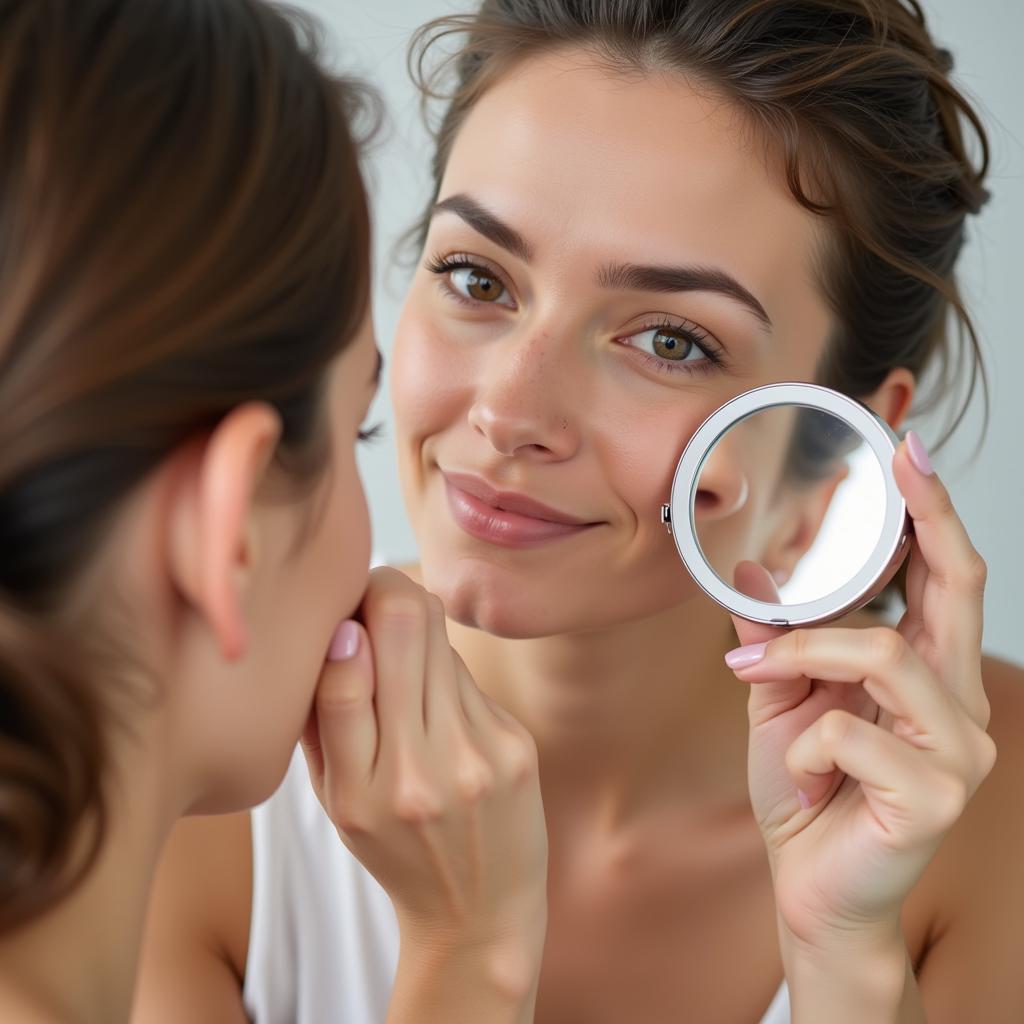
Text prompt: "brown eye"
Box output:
[[451, 266, 510, 305], [652, 329, 693, 360]]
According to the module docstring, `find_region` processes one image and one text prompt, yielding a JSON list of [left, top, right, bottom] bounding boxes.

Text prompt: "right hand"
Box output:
[[301, 567, 548, 961]]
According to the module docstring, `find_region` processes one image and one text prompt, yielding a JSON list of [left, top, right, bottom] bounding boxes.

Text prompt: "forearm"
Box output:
[[780, 917, 926, 1024], [386, 931, 543, 1024]]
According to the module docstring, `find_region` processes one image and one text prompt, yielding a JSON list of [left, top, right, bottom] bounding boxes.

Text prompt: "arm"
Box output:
[[132, 811, 252, 1024]]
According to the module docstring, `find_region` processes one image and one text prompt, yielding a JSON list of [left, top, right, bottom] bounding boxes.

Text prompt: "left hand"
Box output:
[[727, 432, 997, 949]]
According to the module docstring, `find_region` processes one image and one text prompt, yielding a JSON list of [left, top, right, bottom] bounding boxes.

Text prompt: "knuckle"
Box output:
[[788, 629, 812, 663], [961, 551, 988, 594], [318, 676, 371, 715], [818, 708, 855, 749], [377, 596, 428, 633], [867, 627, 906, 670], [500, 735, 540, 786], [391, 779, 443, 826], [929, 773, 968, 831], [973, 729, 998, 778], [454, 756, 496, 803]]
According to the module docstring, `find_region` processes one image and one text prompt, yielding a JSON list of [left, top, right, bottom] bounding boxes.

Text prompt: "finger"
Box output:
[[893, 434, 986, 685], [301, 620, 379, 802], [730, 626, 964, 743], [361, 567, 429, 746], [897, 538, 928, 648], [786, 709, 962, 843], [422, 592, 464, 738], [728, 563, 809, 719]]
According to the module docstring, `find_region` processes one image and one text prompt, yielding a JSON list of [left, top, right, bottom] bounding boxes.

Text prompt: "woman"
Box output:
[[0, 2, 545, 1021], [138, 1, 1024, 1022]]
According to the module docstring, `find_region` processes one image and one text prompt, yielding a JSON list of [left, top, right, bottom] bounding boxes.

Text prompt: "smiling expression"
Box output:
[[392, 49, 838, 639]]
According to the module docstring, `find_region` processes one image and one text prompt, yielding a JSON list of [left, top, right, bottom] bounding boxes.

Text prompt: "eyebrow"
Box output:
[[597, 263, 773, 332], [430, 193, 771, 332], [431, 194, 534, 263]]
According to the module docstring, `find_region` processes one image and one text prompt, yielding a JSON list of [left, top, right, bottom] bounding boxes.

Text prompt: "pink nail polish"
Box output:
[[797, 789, 813, 810], [327, 620, 360, 661], [905, 430, 934, 476], [724, 642, 768, 670]]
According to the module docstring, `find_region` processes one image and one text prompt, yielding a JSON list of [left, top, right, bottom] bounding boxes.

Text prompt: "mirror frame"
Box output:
[[664, 383, 911, 626]]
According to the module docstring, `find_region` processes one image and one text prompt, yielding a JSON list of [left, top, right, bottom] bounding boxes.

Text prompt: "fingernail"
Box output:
[[905, 430, 934, 476], [724, 642, 768, 670], [327, 620, 360, 661], [797, 789, 813, 810]]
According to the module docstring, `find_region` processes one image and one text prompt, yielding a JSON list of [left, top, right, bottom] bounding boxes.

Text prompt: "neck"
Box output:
[[448, 594, 752, 835], [0, 729, 180, 1024]]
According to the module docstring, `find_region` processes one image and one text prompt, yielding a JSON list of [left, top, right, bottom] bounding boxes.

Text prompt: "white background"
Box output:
[[296, 0, 1024, 664]]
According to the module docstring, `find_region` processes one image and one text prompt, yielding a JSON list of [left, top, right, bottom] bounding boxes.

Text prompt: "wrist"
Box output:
[[389, 921, 546, 1024], [778, 915, 913, 1023]]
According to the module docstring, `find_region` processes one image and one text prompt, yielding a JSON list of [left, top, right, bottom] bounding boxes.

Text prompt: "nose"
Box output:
[[693, 436, 749, 522], [467, 334, 581, 461]]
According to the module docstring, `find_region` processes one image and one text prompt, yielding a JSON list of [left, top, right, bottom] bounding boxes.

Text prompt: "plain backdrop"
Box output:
[[295, 0, 1024, 665]]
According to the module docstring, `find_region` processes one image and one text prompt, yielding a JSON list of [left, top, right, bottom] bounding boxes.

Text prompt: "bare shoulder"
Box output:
[[907, 654, 1024, 1021], [133, 811, 252, 1023]]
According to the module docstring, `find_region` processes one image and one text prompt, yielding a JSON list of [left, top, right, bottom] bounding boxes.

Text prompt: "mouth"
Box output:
[[441, 470, 602, 548]]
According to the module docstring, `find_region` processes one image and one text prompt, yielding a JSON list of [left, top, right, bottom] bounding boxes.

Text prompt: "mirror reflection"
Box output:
[[693, 404, 886, 606]]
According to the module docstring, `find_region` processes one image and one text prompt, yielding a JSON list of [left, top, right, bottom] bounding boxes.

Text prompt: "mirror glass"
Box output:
[[692, 403, 887, 606]]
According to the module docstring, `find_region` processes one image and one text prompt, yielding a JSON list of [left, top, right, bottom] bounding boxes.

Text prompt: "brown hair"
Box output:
[[408, 0, 990, 442], [0, 0, 373, 932]]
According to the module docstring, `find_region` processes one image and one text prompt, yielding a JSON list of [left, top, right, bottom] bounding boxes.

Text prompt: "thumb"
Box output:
[[730, 560, 785, 645], [301, 620, 379, 806]]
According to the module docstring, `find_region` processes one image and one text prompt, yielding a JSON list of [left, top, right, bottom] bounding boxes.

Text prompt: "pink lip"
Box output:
[[442, 471, 601, 548]]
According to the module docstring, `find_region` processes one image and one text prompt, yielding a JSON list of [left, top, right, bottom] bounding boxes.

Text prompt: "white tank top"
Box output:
[[243, 748, 791, 1023]]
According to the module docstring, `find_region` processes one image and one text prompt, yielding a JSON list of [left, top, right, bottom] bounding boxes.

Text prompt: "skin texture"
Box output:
[[135, 47, 1024, 1024]]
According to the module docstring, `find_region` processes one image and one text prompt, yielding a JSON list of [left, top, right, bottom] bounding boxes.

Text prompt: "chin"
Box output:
[[186, 740, 296, 816], [421, 545, 707, 640], [421, 556, 568, 639]]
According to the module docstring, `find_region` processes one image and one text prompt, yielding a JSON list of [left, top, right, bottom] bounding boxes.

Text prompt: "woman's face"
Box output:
[[393, 49, 837, 639]]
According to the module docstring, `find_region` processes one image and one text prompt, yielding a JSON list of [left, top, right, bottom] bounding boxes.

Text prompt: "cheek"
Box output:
[[596, 393, 720, 524], [392, 301, 473, 453]]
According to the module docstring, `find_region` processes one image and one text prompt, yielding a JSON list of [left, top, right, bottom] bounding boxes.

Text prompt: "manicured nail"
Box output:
[[797, 789, 813, 810], [725, 642, 768, 670], [327, 620, 360, 661], [905, 430, 934, 476]]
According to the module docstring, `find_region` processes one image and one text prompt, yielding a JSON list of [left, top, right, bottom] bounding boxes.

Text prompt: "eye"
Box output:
[[451, 266, 508, 304], [621, 321, 724, 376], [425, 253, 517, 309]]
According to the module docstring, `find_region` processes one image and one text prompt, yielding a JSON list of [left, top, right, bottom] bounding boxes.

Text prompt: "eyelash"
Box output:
[[424, 253, 727, 377], [358, 423, 384, 444], [620, 316, 727, 378], [425, 252, 513, 308]]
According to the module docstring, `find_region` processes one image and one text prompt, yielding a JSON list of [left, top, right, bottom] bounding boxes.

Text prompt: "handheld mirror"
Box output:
[[661, 383, 911, 627]]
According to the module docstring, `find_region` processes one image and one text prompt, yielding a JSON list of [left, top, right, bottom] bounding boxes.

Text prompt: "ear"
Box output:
[[167, 403, 283, 662], [861, 366, 915, 432], [761, 465, 849, 586]]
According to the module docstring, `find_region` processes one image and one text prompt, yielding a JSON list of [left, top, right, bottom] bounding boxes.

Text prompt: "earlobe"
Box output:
[[167, 403, 282, 662]]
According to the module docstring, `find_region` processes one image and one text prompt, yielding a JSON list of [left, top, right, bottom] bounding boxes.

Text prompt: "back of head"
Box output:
[[0, 0, 372, 932]]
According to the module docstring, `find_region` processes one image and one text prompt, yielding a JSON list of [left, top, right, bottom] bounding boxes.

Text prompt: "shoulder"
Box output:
[[906, 654, 1024, 1020]]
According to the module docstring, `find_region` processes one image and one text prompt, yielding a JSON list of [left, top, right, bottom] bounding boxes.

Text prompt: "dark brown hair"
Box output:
[[0, 0, 373, 932], [408, 0, 991, 442]]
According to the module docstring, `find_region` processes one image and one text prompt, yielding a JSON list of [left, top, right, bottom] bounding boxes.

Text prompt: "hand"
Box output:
[[726, 433, 996, 949], [301, 567, 548, 964]]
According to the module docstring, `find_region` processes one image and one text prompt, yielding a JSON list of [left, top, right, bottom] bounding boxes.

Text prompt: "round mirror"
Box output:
[[664, 384, 911, 626]]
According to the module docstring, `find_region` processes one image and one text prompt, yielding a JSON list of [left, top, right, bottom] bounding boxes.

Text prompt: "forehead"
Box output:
[[438, 49, 832, 347]]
